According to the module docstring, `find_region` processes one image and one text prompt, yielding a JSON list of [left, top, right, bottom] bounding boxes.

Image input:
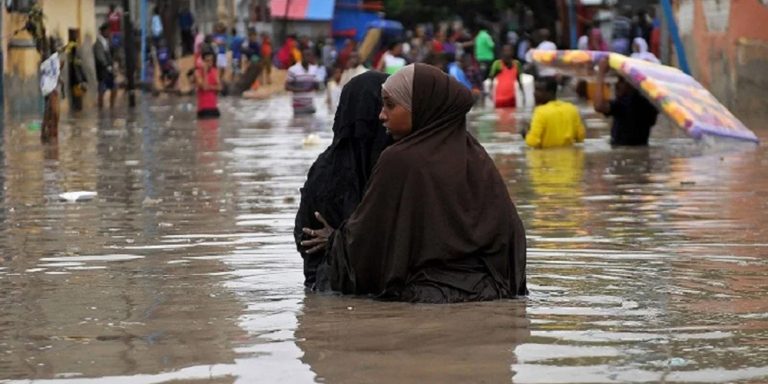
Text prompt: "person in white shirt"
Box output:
[[339, 51, 368, 88], [286, 48, 322, 114], [151, 6, 163, 48], [577, 34, 589, 50], [93, 23, 116, 109], [326, 67, 343, 113], [376, 42, 407, 75], [526, 28, 557, 78], [40, 40, 63, 143]]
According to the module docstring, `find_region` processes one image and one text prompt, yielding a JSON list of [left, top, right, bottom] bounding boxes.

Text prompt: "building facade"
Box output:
[[675, 0, 768, 121]]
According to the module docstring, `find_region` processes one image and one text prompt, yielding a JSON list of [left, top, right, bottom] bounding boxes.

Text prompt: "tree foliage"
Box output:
[[383, 0, 560, 33], [384, 0, 521, 28]]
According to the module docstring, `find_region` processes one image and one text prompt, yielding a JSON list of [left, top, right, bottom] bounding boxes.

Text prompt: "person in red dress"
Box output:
[[195, 49, 222, 118]]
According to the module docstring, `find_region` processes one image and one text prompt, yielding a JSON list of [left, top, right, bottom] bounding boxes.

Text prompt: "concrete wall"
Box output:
[[2, 8, 42, 117], [1, 0, 98, 117], [192, 0, 234, 34], [43, 0, 98, 112], [676, 0, 768, 122]]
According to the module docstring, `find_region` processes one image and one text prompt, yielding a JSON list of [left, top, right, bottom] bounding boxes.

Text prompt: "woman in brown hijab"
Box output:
[[302, 63, 527, 303]]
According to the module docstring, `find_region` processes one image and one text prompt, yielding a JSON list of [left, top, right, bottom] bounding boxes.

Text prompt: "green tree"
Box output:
[[383, 0, 521, 28]]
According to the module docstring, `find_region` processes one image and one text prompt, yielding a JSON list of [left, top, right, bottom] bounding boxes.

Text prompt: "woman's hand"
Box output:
[[301, 211, 334, 254]]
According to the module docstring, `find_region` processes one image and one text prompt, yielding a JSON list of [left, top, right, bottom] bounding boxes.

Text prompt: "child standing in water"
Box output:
[[489, 44, 524, 108], [196, 50, 222, 118], [325, 66, 343, 113]]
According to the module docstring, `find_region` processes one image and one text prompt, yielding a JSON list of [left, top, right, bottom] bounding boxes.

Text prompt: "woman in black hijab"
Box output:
[[295, 71, 391, 288], [302, 64, 527, 303]]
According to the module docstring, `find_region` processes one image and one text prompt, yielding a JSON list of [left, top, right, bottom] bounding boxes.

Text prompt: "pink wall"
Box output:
[[728, 0, 768, 41], [678, 0, 768, 118]]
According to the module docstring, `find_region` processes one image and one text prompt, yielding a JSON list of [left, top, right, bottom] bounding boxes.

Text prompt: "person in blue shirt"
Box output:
[[157, 39, 179, 90], [448, 54, 482, 103], [230, 28, 245, 77], [448, 56, 472, 90], [245, 29, 261, 62], [212, 23, 229, 72]]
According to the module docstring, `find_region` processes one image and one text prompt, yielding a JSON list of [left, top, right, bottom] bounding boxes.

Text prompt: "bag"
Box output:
[[72, 84, 86, 98]]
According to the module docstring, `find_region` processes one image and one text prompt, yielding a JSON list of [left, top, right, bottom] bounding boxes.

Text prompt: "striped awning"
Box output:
[[271, 0, 335, 21]]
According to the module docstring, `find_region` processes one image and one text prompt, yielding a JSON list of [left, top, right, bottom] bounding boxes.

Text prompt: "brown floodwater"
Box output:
[[0, 94, 767, 383]]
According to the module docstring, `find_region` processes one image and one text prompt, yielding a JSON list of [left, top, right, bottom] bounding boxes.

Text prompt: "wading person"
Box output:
[[93, 23, 116, 109], [295, 72, 391, 288], [195, 49, 222, 118], [286, 48, 321, 114], [594, 58, 658, 146], [339, 51, 367, 88], [489, 44, 524, 108], [40, 38, 63, 143], [66, 28, 88, 112], [375, 42, 407, 75], [525, 77, 585, 149], [260, 33, 273, 85], [630, 37, 659, 64], [302, 64, 527, 303], [474, 28, 495, 79]]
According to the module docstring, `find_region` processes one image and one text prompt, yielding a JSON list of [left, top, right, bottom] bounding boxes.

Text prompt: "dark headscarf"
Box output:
[[295, 71, 391, 288], [319, 64, 527, 303]]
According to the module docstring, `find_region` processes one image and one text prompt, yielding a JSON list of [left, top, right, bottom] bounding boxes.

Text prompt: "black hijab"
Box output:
[[320, 64, 527, 303], [295, 71, 391, 287]]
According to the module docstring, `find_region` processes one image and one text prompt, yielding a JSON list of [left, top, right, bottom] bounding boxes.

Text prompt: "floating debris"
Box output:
[[303, 134, 322, 146], [58, 191, 98, 202]]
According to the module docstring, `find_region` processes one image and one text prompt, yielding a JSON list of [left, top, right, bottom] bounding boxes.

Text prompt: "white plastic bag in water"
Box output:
[[59, 191, 98, 202]]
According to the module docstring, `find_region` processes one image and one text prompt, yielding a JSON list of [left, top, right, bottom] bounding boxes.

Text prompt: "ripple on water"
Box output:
[[39, 254, 145, 262]]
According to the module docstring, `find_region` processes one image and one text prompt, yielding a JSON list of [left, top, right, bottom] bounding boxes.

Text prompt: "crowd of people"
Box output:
[[29, 2, 668, 302], [86, 3, 664, 140], [33, 0, 664, 145], [269, 9, 661, 150]]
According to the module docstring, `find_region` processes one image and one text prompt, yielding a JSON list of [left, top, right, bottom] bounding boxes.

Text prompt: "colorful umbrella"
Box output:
[[531, 50, 759, 144]]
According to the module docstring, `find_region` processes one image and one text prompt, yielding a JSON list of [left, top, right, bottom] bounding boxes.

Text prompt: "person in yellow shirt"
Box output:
[[524, 78, 586, 149]]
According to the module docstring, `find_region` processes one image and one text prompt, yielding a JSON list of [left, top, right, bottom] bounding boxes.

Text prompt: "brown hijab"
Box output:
[[319, 63, 527, 303]]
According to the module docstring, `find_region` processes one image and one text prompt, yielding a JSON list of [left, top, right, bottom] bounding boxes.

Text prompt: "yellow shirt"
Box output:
[[525, 100, 586, 149]]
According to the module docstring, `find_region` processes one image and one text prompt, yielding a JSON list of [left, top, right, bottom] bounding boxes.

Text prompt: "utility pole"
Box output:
[[123, 0, 137, 107], [567, 0, 577, 49], [660, 0, 690, 75], [280, 0, 292, 45]]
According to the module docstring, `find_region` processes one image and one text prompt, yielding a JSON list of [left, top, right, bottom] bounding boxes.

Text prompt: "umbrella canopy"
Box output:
[[531, 49, 759, 144]]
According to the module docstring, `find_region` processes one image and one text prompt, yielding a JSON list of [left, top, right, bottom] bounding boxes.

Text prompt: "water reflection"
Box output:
[[525, 148, 587, 238], [296, 296, 529, 383]]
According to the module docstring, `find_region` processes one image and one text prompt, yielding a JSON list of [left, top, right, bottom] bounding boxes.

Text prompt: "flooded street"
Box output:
[[1, 94, 767, 383]]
